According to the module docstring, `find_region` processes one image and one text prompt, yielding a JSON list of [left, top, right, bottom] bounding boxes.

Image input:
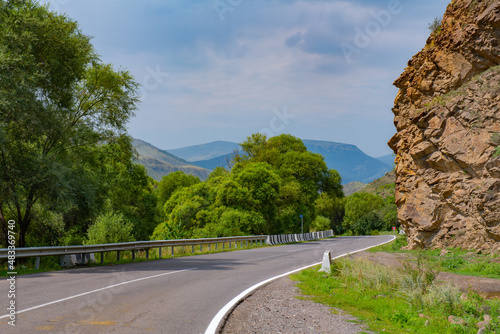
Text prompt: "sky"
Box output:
[[41, 0, 450, 157]]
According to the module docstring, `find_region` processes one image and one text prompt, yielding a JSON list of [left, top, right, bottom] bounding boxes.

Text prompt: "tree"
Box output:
[[155, 171, 199, 222], [0, 1, 139, 247], [343, 193, 384, 231], [85, 211, 135, 245], [238, 134, 343, 233], [315, 193, 345, 233]]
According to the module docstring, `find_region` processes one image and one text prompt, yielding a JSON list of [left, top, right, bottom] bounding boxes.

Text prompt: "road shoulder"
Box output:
[[220, 275, 374, 334]]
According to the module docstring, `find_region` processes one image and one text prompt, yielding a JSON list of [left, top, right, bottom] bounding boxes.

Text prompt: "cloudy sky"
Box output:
[[42, 0, 449, 157]]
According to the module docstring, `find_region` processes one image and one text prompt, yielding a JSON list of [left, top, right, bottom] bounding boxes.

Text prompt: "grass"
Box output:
[[0, 240, 266, 277], [367, 236, 500, 279], [291, 255, 500, 333], [292, 236, 500, 333]]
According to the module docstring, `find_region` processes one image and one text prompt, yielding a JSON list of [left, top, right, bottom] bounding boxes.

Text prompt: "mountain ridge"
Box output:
[[133, 138, 392, 184]]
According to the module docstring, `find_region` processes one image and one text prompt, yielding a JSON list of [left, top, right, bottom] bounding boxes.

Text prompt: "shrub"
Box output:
[[85, 211, 135, 245], [428, 17, 441, 34]]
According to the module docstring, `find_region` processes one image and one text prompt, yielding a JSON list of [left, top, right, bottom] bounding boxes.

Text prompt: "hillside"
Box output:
[[302, 140, 392, 184], [135, 138, 393, 184], [133, 139, 211, 181], [167, 141, 240, 162], [376, 154, 395, 167], [191, 152, 238, 170], [357, 170, 395, 198]]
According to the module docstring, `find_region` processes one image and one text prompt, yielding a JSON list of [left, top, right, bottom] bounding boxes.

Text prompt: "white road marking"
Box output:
[[204, 236, 396, 334], [0, 267, 197, 319]]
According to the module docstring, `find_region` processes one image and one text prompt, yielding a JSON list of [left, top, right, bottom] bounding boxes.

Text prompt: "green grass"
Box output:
[[291, 257, 500, 333], [367, 236, 500, 279]]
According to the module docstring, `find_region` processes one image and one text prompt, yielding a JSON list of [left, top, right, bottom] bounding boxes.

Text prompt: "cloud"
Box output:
[[40, 0, 450, 156]]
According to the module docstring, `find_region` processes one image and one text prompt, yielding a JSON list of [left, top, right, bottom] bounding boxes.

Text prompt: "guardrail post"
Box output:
[[132, 250, 135, 261], [216, 243, 218, 251], [171, 246, 174, 257], [101, 252, 104, 264], [35, 257, 40, 270], [146, 249, 149, 260], [192, 245, 195, 253], [159, 247, 162, 258], [117, 251, 120, 261]]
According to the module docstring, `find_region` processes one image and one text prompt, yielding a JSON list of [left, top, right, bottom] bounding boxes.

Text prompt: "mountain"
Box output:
[[376, 154, 395, 167], [134, 138, 392, 184], [133, 139, 211, 181], [191, 152, 239, 170], [302, 140, 392, 184], [167, 141, 240, 162]]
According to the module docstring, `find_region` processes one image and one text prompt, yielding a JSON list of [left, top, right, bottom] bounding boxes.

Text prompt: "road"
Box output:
[[0, 235, 394, 334]]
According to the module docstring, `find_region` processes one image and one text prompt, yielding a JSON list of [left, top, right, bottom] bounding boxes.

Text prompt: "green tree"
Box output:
[[351, 212, 384, 235], [315, 193, 345, 234], [310, 216, 331, 232], [0, 1, 139, 247], [85, 211, 135, 245], [237, 134, 343, 233], [155, 171, 199, 224], [343, 193, 384, 231]]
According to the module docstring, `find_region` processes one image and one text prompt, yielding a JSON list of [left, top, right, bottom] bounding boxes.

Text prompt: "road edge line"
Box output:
[[205, 235, 396, 334]]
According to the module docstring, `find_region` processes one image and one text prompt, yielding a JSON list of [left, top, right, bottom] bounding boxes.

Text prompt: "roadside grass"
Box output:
[[0, 241, 266, 277], [368, 236, 500, 279], [291, 257, 500, 333], [292, 236, 500, 333]]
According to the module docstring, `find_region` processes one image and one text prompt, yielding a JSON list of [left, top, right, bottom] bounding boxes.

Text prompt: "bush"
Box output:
[[85, 211, 135, 245], [428, 17, 441, 34], [310, 216, 331, 232]]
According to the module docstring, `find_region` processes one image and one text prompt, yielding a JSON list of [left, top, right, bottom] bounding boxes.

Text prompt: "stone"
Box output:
[[448, 315, 466, 326], [389, 0, 500, 252]]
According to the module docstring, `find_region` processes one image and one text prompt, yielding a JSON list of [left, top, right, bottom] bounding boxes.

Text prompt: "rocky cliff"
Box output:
[[389, 0, 500, 251]]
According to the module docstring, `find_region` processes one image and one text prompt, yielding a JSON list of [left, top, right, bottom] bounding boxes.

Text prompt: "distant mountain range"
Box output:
[[133, 138, 393, 184], [167, 141, 240, 162], [133, 139, 211, 181]]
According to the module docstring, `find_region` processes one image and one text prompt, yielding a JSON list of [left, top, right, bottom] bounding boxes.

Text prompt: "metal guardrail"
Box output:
[[266, 230, 334, 245], [0, 235, 266, 262], [0, 230, 334, 268]]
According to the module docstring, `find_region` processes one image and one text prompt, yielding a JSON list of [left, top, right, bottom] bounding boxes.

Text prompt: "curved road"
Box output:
[[0, 235, 394, 334]]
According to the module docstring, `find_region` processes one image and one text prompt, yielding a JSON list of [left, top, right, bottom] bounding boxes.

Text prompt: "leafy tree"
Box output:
[[156, 171, 200, 207], [343, 193, 384, 231], [237, 134, 343, 233], [85, 211, 135, 245], [152, 134, 343, 239], [0, 1, 139, 247], [352, 212, 384, 235], [315, 193, 345, 234], [310, 216, 331, 232]]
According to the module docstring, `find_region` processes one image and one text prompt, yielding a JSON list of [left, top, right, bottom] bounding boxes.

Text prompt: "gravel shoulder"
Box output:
[[220, 275, 374, 334]]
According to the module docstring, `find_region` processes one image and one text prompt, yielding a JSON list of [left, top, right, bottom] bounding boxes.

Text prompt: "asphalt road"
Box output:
[[0, 235, 394, 334]]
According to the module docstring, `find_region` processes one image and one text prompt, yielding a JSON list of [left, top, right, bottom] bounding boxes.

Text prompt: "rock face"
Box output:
[[389, 0, 500, 251]]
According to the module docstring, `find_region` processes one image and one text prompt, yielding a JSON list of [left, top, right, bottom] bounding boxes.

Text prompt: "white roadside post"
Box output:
[[319, 250, 332, 274]]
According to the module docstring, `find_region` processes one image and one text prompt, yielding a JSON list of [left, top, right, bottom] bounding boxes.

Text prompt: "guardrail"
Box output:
[[0, 236, 266, 268], [266, 230, 334, 245], [0, 230, 334, 268]]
